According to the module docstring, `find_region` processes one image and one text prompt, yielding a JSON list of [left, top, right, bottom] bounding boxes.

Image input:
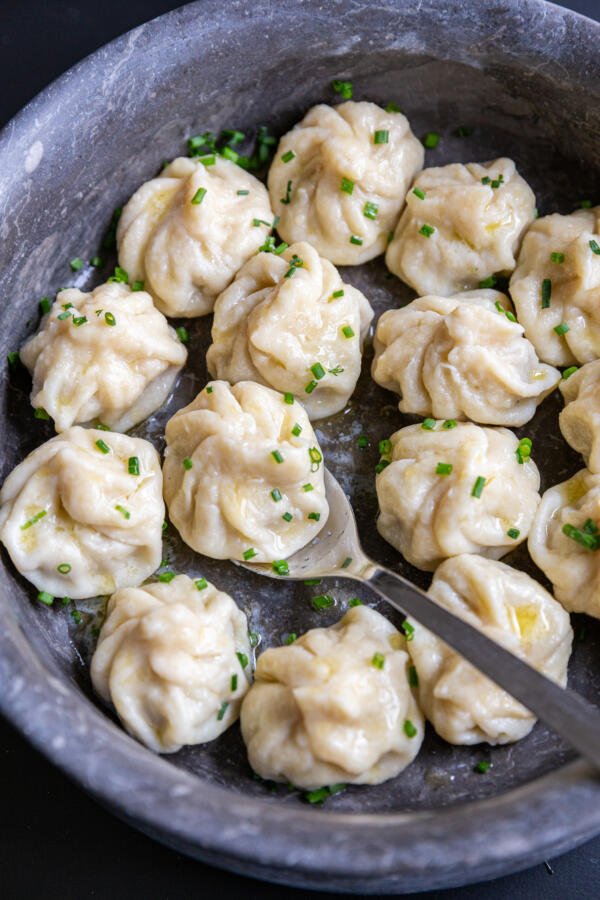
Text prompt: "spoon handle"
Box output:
[[367, 566, 600, 771]]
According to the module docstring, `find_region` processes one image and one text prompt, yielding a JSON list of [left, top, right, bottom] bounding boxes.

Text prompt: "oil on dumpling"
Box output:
[[206, 241, 373, 419], [117, 156, 273, 317], [371, 289, 560, 426], [268, 101, 424, 265], [376, 422, 540, 571], [20, 283, 187, 432], [91, 575, 251, 753], [0, 427, 164, 599], [559, 361, 600, 472], [529, 468, 600, 618], [163, 380, 328, 562], [407, 554, 572, 744], [509, 207, 600, 366], [240, 605, 424, 789], [386, 158, 535, 295]]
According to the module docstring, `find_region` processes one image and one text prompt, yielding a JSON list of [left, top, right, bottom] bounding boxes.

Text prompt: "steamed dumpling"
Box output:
[[386, 158, 536, 295], [163, 380, 328, 561], [240, 605, 424, 789], [408, 554, 572, 745], [20, 283, 187, 432], [529, 468, 600, 617], [559, 361, 600, 472], [206, 241, 373, 419], [268, 101, 424, 265], [91, 575, 251, 753], [509, 208, 600, 366], [0, 427, 163, 599], [117, 156, 274, 317], [376, 422, 540, 571], [371, 290, 560, 426]]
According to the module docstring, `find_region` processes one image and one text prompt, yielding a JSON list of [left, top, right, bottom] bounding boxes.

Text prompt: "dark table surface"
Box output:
[[1, 1, 599, 897]]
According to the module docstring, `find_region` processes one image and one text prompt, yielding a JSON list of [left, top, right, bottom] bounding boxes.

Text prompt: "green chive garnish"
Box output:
[[72, 316, 88, 327], [308, 512, 321, 521], [115, 505, 130, 519], [70, 257, 84, 271], [418, 224, 435, 237], [479, 276, 497, 289], [412, 187, 425, 200], [283, 392, 294, 404], [236, 651, 248, 668], [421, 418, 436, 430], [237, 189, 250, 196], [312, 594, 334, 610], [404, 719, 417, 738], [183, 457, 193, 470], [589, 240, 600, 256], [340, 177, 354, 195], [39, 296, 52, 315], [371, 652, 385, 669], [442, 419, 457, 429], [374, 130, 389, 145], [128, 456, 140, 476], [284, 633, 297, 645], [281, 150, 296, 163], [191, 187, 207, 205], [423, 132, 440, 148], [158, 571, 176, 583], [311, 362, 326, 380], [562, 366, 578, 379], [291, 423, 302, 437], [271, 488, 282, 502], [305, 380, 318, 394], [21, 510, 47, 530], [271, 450, 284, 464], [402, 620, 415, 641], [272, 559, 289, 576], [471, 476, 486, 498], [474, 760, 491, 774], [38, 591, 54, 606], [363, 201, 379, 220], [541, 278, 552, 308], [176, 326, 189, 344], [436, 462, 453, 476], [95, 439, 110, 454], [507, 527, 520, 539], [332, 79, 352, 99], [104, 312, 116, 327], [302, 483, 314, 492], [282, 512, 293, 522], [57, 563, 71, 574], [34, 407, 50, 420], [217, 701, 229, 721], [357, 435, 369, 449], [243, 548, 257, 561], [408, 665, 419, 688], [332, 289, 344, 299], [195, 578, 208, 590], [562, 523, 600, 551], [554, 322, 570, 335], [349, 235, 363, 245], [341, 324, 355, 338], [550, 251, 565, 264]]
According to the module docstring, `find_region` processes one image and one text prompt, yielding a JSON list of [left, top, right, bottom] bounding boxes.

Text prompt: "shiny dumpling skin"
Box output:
[[371, 290, 560, 426], [376, 422, 540, 571], [559, 361, 600, 472], [162, 380, 328, 561], [528, 468, 600, 617], [91, 575, 251, 753], [0, 427, 164, 599], [19, 283, 187, 433], [385, 158, 535, 296], [408, 554, 573, 745], [509, 208, 600, 366], [267, 101, 424, 265], [240, 605, 424, 789], [206, 241, 374, 419], [117, 156, 274, 317]]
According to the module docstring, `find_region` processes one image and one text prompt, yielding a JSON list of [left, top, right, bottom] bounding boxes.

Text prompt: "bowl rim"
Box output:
[[1, 0, 600, 892]]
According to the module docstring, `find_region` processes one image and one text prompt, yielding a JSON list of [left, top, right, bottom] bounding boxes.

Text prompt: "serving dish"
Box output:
[[1, 0, 600, 892]]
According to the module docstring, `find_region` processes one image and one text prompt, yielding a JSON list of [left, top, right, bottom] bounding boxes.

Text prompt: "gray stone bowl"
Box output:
[[1, 0, 600, 893]]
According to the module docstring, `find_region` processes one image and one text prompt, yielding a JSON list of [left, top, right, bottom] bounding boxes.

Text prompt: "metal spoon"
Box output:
[[241, 468, 600, 770]]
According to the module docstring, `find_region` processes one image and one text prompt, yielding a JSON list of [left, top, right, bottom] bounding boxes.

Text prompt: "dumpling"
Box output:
[[240, 605, 424, 789], [117, 156, 274, 317], [91, 575, 251, 753], [267, 101, 424, 265], [163, 380, 328, 562], [0, 427, 163, 599], [19, 283, 188, 432], [559, 361, 600, 472], [528, 468, 600, 617], [376, 422, 540, 571], [371, 290, 560, 426], [509, 208, 600, 366], [408, 554, 572, 745], [206, 241, 373, 419], [386, 158, 536, 295]]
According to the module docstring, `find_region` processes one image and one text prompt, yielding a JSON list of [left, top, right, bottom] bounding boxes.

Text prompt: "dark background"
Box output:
[[1, 1, 599, 897]]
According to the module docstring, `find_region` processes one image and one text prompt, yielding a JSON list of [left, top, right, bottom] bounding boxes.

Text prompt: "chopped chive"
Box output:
[[302, 483, 314, 492], [280, 180, 293, 205], [230, 673, 238, 693], [195, 577, 208, 590], [69, 257, 84, 271], [341, 557, 353, 568], [104, 311, 116, 327], [217, 701, 229, 721], [304, 579, 321, 586], [442, 419, 457, 429], [95, 439, 110, 454], [309, 447, 323, 470], [271, 488, 282, 502], [128, 456, 140, 476], [281, 150, 296, 163], [589, 240, 600, 256], [312, 594, 334, 610], [222, 128, 245, 145], [39, 296, 52, 315], [206, 385, 213, 394], [340, 176, 355, 195], [341, 324, 355, 339], [291, 423, 302, 437], [490, 174, 504, 189], [283, 392, 294, 405], [182, 457, 193, 471], [412, 187, 426, 200], [330, 366, 344, 377], [38, 591, 54, 606], [274, 241, 288, 255], [90, 256, 103, 267], [562, 366, 578, 379], [332, 289, 345, 299], [311, 362, 326, 380], [436, 462, 453, 476], [375, 459, 391, 474], [96, 421, 111, 431], [72, 316, 88, 327], [378, 439, 392, 456], [158, 571, 176, 583], [371, 651, 385, 669], [349, 235, 363, 245], [554, 322, 570, 335], [505, 311, 517, 322], [272, 559, 289, 576], [115, 505, 131, 519], [271, 450, 284, 464], [550, 251, 565, 264], [348, 597, 362, 607], [57, 310, 72, 320], [284, 632, 297, 645], [516, 437, 532, 464], [562, 523, 600, 551], [236, 651, 248, 668], [237, 189, 250, 196], [481, 176, 491, 185], [131, 280, 144, 292], [357, 435, 369, 449], [583, 519, 598, 535], [191, 187, 207, 205], [580, 199, 592, 208], [57, 563, 71, 575], [249, 631, 260, 648], [221, 146, 239, 163], [404, 719, 418, 738], [243, 548, 257, 561], [176, 326, 189, 344], [474, 760, 491, 774], [253, 218, 272, 227], [107, 266, 129, 284], [7, 351, 20, 368], [507, 527, 520, 539], [199, 154, 216, 167], [385, 100, 402, 112], [305, 380, 318, 394], [422, 132, 440, 149], [479, 276, 497, 289], [421, 418, 436, 430], [418, 224, 435, 237], [308, 512, 321, 521], [408, 665, 419, 688], [332, 79, 353, 99], [402, 620, 415, 641], [541, 278, 552, 308], [282, 511, 293, 522], [21, 510, 47, 530], [363, 201, 379, 220], [374, 130, 389, 144], [471, 476, 486, 498], [34, 407, 50, 420]]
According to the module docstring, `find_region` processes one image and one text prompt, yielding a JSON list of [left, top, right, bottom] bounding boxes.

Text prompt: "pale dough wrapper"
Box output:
[[163, 380, 328, 561], [206, 241, 373, 419], [385, 158, 535, 295], [371, 290, 559, 426], [529, 468, 600, 617], [559, 361, 600, 473], [240, 605, 424, 789], [20, 283, 187, 433], [376, 422, 540, 571], [117, 156, 273, 317], [0, 427, 164, 599], [509, 207, 600, 366], [91, 575, 251, 753], [408, 554, 572, 745], [267, 101, 424, 265]]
